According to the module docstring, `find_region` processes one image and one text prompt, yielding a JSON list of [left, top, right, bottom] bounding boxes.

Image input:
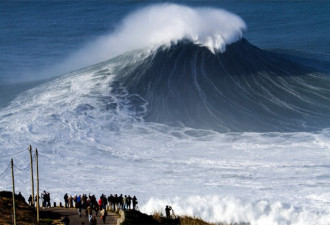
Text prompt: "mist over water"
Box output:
[[1, 3, 330, 225]]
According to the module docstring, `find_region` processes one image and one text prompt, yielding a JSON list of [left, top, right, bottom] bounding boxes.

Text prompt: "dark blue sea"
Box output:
[[1, 1, 330, 224]]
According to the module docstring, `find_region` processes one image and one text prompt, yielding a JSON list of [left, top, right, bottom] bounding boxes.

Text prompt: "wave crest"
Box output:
[[116, 4, 246, 53], [59, 4, 246, 76]]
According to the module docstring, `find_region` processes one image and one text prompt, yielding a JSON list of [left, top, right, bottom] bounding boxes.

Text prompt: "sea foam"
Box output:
[[1, 58, 330, 224], [142, 196, 330, 225]]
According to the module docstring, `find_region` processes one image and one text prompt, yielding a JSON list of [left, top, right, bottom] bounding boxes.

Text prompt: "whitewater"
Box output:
[[1, 3, 330, 225]]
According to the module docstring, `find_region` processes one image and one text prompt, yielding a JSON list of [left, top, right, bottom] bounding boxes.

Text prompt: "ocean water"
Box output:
[[1, 1, 330, 225]]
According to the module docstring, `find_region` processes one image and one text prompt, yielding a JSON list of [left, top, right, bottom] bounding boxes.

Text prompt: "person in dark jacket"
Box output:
[[90, 215, 97, 225], [165, 205, 172, 219], [61, 215, 70, 225], [64, 193, 69, 208], [28, 195, 33, 207], [132, 196, 138, 210]]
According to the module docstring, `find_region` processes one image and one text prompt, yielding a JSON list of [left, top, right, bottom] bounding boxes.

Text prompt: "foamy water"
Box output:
[[1, 56, 330, 225]]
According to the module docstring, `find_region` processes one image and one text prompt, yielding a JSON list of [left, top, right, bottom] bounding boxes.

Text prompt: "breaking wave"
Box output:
[[52, 3, 246, 76]]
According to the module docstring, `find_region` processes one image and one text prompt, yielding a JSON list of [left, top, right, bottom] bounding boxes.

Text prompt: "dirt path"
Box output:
[[41, 207, 119, 225]]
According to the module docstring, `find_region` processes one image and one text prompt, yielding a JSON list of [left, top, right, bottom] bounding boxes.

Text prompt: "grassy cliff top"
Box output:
[[0, 191, 36, 225]]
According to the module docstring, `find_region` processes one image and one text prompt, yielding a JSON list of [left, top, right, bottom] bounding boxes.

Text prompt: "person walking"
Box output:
[[78, 201, 82, 217], [101, 208, 107, 223], [94, 203, 99, 216], [61, 215, 70, 225], [87, 206, 93, 222], [89, 215, 97, 225]]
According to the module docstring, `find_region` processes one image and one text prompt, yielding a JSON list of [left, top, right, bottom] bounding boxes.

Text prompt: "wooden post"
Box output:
[[11, 159, 16, 225], [36, 149, 40, 224], [29, 145, 35, 207]]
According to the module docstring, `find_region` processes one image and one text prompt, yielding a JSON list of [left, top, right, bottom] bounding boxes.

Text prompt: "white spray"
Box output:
[[51, 3, 246, 77]]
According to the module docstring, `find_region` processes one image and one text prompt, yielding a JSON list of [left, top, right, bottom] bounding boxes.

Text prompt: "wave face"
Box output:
[[114, 39, 330, 132]]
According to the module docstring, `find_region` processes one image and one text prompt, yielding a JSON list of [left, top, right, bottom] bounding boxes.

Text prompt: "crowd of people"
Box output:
[[41, 190, 51, 207], [64, 193, 138, 211], [21, 191, 175, 224], [27, 190, 51, 208], [63, 193, 138, 223]]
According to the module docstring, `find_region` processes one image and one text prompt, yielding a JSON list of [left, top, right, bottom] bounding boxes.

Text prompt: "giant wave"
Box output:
[[55, 3, 330, 133], [1, 3, 330, 225]]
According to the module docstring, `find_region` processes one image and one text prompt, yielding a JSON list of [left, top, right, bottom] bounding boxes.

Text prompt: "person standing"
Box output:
[[73, 195, 77, 208], [123, 195, 127, 210], [102, 194, 107, 210], [132, 196, 138, 210], [46, 192, 51, 207], [68, 195, 73, 208], [41, 191, 45, 207], [165, 205, 172, 219], [127, 195, 132, 210], [64, 193, 68, 208], [119, 194, 123, 209], [28, 195, 33, 207], [98, 197, 102, 210]]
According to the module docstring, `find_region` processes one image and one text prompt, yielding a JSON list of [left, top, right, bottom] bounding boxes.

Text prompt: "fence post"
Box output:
[[29, 145, 35, 207], [11, 159, 16, 225], [36, 149, 40, 224]]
